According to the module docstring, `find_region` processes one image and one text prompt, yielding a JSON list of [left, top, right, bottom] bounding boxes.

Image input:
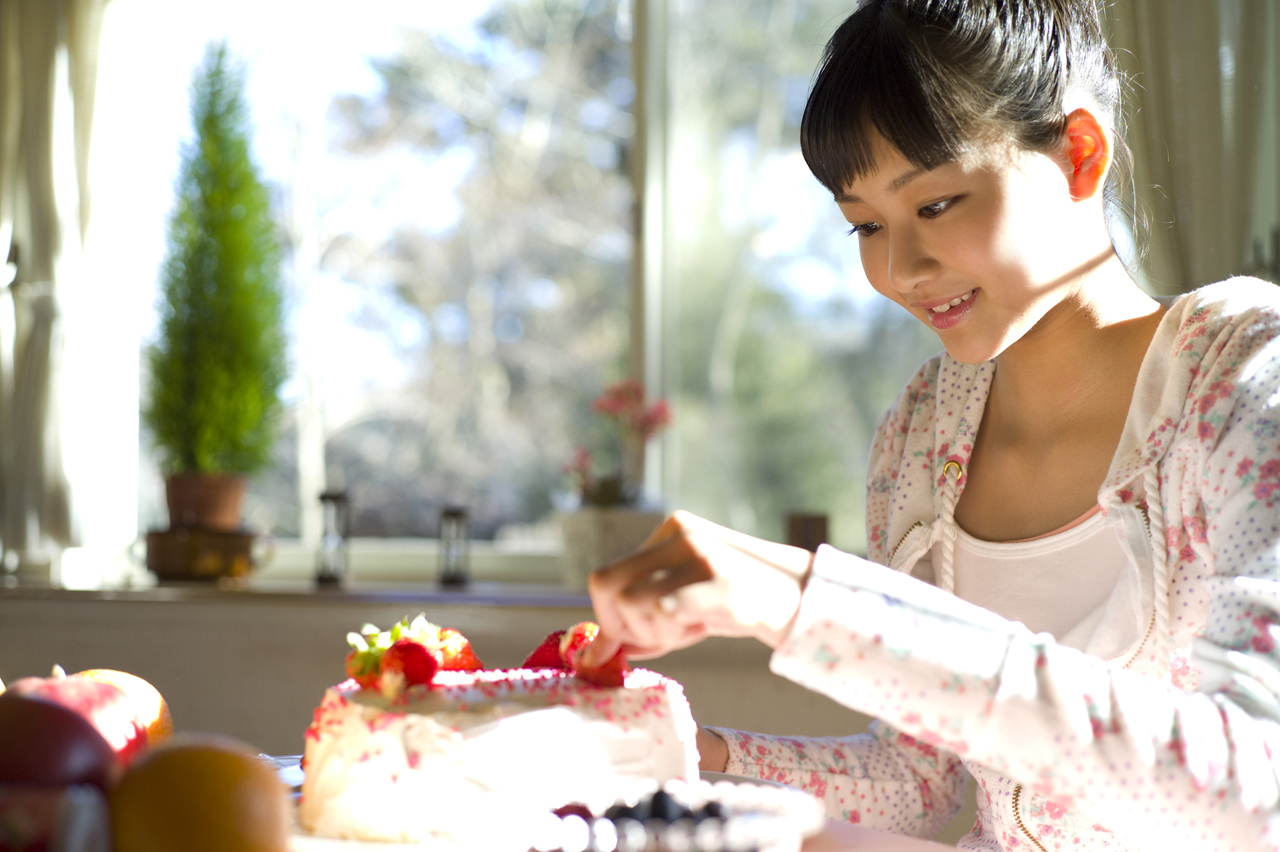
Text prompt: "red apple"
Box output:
[[6, 674, 148, 767], [0, 691, 118, 789]]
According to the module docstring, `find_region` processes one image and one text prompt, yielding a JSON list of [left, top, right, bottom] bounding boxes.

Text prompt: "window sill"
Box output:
[[257, 538, 565, 586], [48, 537, 569, 595]]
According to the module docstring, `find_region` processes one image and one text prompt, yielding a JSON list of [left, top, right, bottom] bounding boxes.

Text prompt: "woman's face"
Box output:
[[837, 132, 1088, 365]]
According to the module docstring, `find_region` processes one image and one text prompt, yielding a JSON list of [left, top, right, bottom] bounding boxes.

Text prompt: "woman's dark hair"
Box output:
[[801, 0, 1142, 255]]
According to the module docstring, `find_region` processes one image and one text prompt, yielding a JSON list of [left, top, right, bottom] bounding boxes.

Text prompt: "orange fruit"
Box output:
[[76, 669, 173, 746], [110, 735, 290, 852]]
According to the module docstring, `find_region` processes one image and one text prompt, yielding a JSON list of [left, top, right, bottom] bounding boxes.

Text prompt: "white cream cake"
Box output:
[[298, 666, 700, 847]]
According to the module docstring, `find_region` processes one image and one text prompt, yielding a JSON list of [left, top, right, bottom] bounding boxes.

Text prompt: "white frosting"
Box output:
[[298, 667, 699, 847]]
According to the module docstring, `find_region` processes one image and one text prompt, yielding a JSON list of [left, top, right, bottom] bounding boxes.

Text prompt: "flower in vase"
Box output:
[[565, 380, 671, 507]]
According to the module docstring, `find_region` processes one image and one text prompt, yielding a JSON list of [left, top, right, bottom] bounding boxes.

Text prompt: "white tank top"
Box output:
[[944, 506, 1144, 660]]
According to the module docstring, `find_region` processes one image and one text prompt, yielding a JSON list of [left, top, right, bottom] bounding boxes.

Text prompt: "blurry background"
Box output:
[[23, 0, 1279, 585]]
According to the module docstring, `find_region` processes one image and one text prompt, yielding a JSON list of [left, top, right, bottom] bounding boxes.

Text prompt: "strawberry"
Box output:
[[344, 650, 380, 690], [558, 622, 631, 687], [553, 803, 594, 820], [380, 639, 439, 690], [345, 629, 386, 690], [436, 628, 484, 671], [522, 630, 567, 669], [573, 647, 630, 688], [344, 616, 483, 694], [558, 622, 600, 669]]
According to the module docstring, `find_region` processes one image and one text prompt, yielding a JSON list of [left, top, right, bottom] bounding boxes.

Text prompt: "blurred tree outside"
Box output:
[[261, 0, 636, 539]]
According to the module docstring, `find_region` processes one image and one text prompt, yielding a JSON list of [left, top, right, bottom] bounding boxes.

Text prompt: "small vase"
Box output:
[[165, 473, 247, 532], [560, 507, 664, 591]]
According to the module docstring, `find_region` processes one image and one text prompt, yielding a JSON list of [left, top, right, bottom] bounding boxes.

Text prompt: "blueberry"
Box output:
[[650, 790, 687, 822], [605, 804, 637, 821], [695, 800, 725, 820]]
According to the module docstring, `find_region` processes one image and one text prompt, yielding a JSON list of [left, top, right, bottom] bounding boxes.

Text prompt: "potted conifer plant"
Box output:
[[143, 42, 286, 541]]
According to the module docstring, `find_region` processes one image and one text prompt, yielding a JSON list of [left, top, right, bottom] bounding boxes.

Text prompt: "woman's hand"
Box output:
[[696, 727, 729, 773], [581, 510, 814, 666]]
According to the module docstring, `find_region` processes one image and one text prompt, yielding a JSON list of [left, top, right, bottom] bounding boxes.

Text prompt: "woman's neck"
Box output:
[[987, 249, 1165, 442], [954, 248, 1167, 541]]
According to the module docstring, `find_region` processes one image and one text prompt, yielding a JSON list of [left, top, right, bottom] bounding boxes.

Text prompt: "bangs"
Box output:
[[800, 4, 975, 196]]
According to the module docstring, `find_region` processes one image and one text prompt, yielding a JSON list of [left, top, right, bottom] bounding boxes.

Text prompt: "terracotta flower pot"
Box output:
[[164, 474, 247, 532]]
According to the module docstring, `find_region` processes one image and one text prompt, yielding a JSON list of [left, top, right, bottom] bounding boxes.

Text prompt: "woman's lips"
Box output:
[[925, 289, 977, 330]]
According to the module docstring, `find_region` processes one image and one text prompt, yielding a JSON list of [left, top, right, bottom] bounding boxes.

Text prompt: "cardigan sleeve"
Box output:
[[770, 547, 1280, 852], [1182, 295, 1280, 726], [703, 721, 968, 838]]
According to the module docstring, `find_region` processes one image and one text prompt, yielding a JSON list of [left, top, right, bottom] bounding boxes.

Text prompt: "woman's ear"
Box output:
[[1062, 107, 1110, 202]]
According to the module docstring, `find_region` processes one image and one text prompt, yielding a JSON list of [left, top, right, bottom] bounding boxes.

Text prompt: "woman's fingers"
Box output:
[[585, 510, 814, 662], [585, 528, 709, 665]]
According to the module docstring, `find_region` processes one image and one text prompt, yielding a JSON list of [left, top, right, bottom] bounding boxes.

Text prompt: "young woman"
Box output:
[[583, 1, 1280, 850]]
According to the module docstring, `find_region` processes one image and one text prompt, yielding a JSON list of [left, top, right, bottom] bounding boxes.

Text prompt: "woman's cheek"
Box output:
[[859, 240, 899, 304]]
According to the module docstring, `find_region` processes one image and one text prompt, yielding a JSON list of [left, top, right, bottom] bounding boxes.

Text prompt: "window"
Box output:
[[81, 0, 636, 576], [67, 0, 938, 588]]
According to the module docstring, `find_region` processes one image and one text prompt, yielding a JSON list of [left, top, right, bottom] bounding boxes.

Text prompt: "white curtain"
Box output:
[[1106, 0, 1276, 294], [0, 0, 107, 575]]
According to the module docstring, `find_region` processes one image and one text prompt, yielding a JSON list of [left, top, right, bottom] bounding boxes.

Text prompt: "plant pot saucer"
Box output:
[[144, 527, 264, 583]]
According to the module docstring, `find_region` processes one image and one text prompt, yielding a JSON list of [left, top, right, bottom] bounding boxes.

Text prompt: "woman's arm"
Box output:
[[703, 722, 969, 838], [774, 548, 1280, 852]]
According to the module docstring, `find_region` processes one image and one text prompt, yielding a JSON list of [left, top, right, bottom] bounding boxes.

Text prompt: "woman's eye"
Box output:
[[918, 198, 955, 219], [847, 222, 881, 238]]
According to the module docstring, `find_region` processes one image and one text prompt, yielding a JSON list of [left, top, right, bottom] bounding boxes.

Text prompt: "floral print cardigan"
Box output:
[[708, 278, 1280, 851]]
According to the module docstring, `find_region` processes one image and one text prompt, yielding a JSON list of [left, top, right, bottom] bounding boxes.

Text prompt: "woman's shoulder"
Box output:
[[1108, 278, 1280, 494], [1164, 277, 1280, 343], [1155, 277, 1280, 390]]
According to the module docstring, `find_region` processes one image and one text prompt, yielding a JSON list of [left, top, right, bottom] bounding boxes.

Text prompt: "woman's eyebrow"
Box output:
[[836, 165, 931, 204]]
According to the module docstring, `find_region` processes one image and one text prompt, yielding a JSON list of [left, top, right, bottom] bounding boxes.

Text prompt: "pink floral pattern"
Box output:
[[718, 279, 1280, 851]]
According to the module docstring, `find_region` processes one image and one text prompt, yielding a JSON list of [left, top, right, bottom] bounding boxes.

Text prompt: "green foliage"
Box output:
[[144, 42, 286, 475]]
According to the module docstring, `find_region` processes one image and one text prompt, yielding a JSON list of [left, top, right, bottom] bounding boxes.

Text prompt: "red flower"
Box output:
[[591, 380, 672, 441], [571, 380, 672, 505], [592, 379, 646, 416], [633, 399, 671, 441]]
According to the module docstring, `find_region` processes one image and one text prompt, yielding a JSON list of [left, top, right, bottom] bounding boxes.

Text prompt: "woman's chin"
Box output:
[[936, 337, 1001, 365]]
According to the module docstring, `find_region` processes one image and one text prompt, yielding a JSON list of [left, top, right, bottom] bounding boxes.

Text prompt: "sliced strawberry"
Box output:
[[558, 622, 600, 669], [573, 647, 630, 688], [437, 628, 484, 671], [553, 803, 594, 820], [522, 630, 567, 669], [344, 649, 380, 690], [380, 639, 439, 687], [558, 622, 629, 687]]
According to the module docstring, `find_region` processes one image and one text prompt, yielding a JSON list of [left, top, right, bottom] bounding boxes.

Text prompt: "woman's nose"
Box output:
[[886, 228, 938, 292]]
